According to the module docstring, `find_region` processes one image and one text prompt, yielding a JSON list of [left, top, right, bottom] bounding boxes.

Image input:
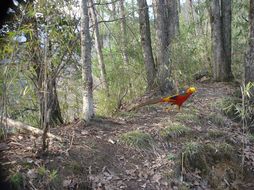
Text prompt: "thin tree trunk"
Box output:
[[222, 0, 232, 79], [119, 0, 129, 66], [89, 0, 109, 95], [175, 0, 180, 35], [138, 0, 156, 90], [81, 0, 94, 122], [188, 0, 197, 35]]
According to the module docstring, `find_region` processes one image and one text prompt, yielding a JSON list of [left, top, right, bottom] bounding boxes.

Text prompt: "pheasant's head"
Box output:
[[186, 87, 197, 94]]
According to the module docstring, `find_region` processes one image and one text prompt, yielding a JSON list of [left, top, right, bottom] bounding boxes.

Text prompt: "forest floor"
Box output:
[[1, 82, 254, 190]]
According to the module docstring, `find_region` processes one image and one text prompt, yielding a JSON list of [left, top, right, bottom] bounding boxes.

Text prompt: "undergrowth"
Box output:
[[120, 130, 154, 150], [160, 122, 190, 139]]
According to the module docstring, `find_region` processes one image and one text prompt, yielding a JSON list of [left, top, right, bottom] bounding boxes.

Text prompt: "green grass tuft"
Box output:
[[120, 130, 154, 149], [37, 166, 47, 176], [214, 97, 241, 121], [183, 141, 203, 158], [160, 122, 190, 139], [10, 172, 23, 189]]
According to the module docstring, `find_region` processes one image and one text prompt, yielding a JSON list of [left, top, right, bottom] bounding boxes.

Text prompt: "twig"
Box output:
[[65, 129, 75, 156]]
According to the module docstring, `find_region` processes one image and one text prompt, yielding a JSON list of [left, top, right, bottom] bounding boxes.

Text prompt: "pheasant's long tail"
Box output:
[[128, 97, 162, 111]]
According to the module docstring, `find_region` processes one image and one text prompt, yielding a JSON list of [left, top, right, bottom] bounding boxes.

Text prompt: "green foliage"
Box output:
[[120, 130, 154, 149], [37, 166, 47, 176], [215, 97, 241, 121], [217, 83, 254, 125], [170, 9, 212, 86], [94, 90, 119, 117], [183, 141, 203, 159], [49, 170, 58, 182], [160, 122, 190, 139], [167, 153, 176, 161], [10, 172, 23, 189], [37, 166, 59, 183]]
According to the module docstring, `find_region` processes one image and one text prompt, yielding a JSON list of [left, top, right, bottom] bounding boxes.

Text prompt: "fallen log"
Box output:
[[0, 117, 62, 141]]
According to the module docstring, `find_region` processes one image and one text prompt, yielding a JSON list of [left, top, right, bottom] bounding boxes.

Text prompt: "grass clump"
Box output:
[[37, 166, 47, 176], [207, 113, 225, 126], [215, 97, 241, 121], [160, 122, 190, 139], [207, 130, 225, 138], [10, 172, 23, 189], [182, 141, 235, 174], [175, 111, 199, 123], [120, 130, 154, 149]]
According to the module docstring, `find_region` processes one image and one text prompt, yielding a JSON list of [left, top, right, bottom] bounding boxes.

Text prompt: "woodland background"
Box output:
[[0, 0, 254, 189]]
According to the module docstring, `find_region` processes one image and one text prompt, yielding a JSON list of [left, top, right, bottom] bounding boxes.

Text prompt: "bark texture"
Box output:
[[152, 0, 178, 94], [138, 0, 156, 90], [210, 0, 233, 81], [81, 0, 94, 122], [245, 0, 254, 86]]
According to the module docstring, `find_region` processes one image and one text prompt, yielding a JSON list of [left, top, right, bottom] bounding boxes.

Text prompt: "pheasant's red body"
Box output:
[[159, 87, 196, 109]]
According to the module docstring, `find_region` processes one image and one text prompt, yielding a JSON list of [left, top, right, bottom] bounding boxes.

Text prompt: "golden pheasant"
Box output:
[[130, 87, 197, 111]]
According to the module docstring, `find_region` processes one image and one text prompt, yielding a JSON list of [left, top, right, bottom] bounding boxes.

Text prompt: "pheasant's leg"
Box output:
[[165, 107, 171, 112]]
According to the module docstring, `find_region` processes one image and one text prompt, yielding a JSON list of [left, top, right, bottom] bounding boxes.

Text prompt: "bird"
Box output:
[[129, 87, 197, 111], [160, 87, 197, 110]]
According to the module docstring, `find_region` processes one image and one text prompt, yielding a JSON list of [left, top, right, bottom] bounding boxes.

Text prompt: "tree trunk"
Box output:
[[152, 0, 174, 94], [168, 0, 179, 41], [47, 78, 64, 125], [210, 0, 233, 81], [89, 0, 109, 95], [81, 0, 94, 122], [29, 14, 63, 128], [137, 0, 156, 91], [245, 0, 254, 91], [119, 0, 129, 66], [188, 0, 197, 35]]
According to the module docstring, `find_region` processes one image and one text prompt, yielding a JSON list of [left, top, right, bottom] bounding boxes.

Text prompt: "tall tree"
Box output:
[[210, 0, 233, 81], [169, 0, 180, 39], [25, 3, 64, 127], [89, 0, 109, 94], [137, 0, 156, 90], [245, 0, 254, 95], [152, 0, 178, 94], [81, 0, 94, 122]]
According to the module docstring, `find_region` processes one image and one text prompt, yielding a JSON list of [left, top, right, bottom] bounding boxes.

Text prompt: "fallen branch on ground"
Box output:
[[1, 117, 62, 141]]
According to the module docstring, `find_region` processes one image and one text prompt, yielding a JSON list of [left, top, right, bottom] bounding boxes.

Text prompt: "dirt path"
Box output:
[[1, 82, 254, 190]]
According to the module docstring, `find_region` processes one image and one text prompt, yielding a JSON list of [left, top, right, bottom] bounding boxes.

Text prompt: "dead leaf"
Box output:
[[27, 169, 38, 179], [63, 179, 72, 187]]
